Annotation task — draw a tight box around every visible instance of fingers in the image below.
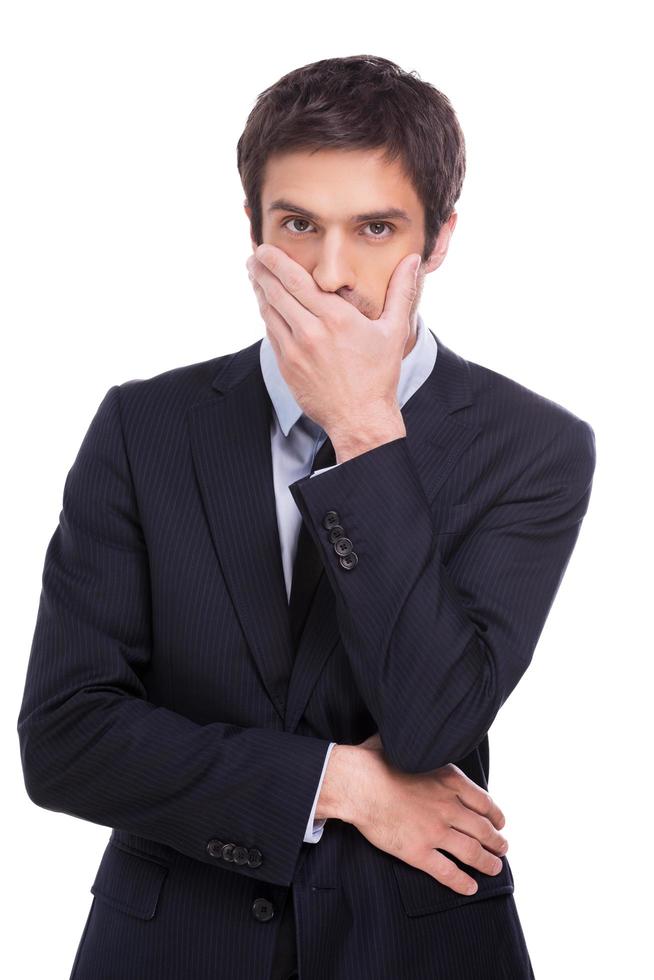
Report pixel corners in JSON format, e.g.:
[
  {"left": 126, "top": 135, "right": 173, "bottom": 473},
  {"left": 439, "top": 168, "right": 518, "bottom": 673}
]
[
  {"left": 447, "top": 801, "right": 509, "bottom": 858},
  {"left": 247, "top": 248, "right": 326, "bottom": 328},
  {"left": 422, "top": 830, "right": 507, "bottom": 896},
  {"left": 440, "top": 826, "right": 506, "bottom": 878},
  {"left": 460, "top": 788, "right": 505, "bottom": 831},
  {"left": 423, "top": 846, "right": 485, "bottom": 896},
  {"left": 248, "top": 265, "right": 294, "bottom": 357},
  {"left": 379, "top": 251, "right": 421, "bottom": 328},
  {"left": 248, "top": 265, "right": 293, "bottom": 335},
  {"left": 441, "top": 764, "right": 506, "bottom": 830},
  {"left": 251, "top": 244, "right": 318, "bottom": 307}
]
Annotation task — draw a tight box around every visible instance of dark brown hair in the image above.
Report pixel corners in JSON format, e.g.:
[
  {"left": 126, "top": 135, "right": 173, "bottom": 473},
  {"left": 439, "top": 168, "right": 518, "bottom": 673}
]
[{"left": 236, "top": 55, "right": 466, "bottom": 262}]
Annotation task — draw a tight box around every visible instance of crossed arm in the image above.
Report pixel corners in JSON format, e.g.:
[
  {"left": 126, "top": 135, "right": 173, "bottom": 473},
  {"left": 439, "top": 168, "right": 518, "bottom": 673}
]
[{"left": 290, "top": 418, "right": 596, "bottom": 774}]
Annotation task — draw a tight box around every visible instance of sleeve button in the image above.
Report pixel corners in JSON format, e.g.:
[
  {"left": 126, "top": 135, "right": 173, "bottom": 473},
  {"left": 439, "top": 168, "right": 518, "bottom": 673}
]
[
  {"left": 328, "top": 524, "right": 345, "bottom": 542},
  {"left": 340, "top": 552, "right": 358, "bottom": 570},
  {"left": 206, "top": 838, "right": 224, "bottom": 858},
  {"left": 232, "top": 845, "right": 250, "bottom": 865}
]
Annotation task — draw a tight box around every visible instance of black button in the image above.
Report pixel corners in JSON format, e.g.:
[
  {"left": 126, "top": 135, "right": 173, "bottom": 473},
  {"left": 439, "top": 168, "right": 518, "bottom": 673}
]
[
  {"left": 248, "top": 847, "right": 263, "bottom": 868},
  {"left": 232, "top": 845, "right": 249, "bottom": 865},
  {"left": 206, "top": 838, "right": 224, "bottom": 858},
  {"left": 221, "top": 843, "right": 236, "bottom": 861},
  {"left": 334, "top": 537, "right": 353, "bottom": 556},
  {"left": 323, "top": 511, "right": 340, "bottom": 529},
  {"left": 328, "top": 524, "right": 345, "bottom": 543},
  {"left": 251, "top": 897, "right": 275, "bottom": 922},
  {"left": 340, "top": 552, "right": 358, "bottom": 570}
]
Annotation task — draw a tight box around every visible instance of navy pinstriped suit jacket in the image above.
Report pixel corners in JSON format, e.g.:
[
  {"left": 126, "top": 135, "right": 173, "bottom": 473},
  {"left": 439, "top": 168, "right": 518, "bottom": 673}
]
[{"left": 17, "top": 328, "right": 596, "bottom": 979}]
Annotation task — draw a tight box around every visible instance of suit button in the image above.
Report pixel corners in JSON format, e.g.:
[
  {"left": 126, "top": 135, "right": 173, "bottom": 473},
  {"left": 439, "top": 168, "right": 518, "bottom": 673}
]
[
  {"left": 323, "top": 510, "right": 340, "bottom": 529},
  {"left": 340, "top": 552, "right": 358, "bottom": 570},
  {"left": 206, "top": 838, "right": 224, "bottom": 858},
  {"left": 334, "top": 537, "right": 353, "bottom": 556},
  {"left": 221, "top": 843, "right": 236, "bottom": 861},
  {"left": 328, "top": 524, "right": 345, "bottom": 543},
  {"left": 251, "top": 897, "right": 275, "bottom": 922},
  {"left": 232, "top": 845, "right": 249, "bottom": 865},
  {"left": 248, "top": 847, "right": 263, "bottom": 868}
]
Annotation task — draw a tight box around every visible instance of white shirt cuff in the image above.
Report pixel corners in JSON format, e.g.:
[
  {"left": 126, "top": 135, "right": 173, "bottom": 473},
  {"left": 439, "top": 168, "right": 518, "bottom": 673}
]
[
  {"left": 303, "top": 741, "right": 337, "bottom": 843},
  {"left": 309, "top": 463, "right": 341, "bottom": 478}
]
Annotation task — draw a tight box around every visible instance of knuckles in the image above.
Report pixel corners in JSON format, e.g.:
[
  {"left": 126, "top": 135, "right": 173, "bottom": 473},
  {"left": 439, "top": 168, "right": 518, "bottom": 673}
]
[{"left": 285, "top": 271, "right": 304, "bottom": 294}]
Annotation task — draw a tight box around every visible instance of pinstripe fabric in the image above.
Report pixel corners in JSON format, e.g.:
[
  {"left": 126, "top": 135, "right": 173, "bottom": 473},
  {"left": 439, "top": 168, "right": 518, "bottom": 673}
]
[{"left": 17, "top": 326, "right": 594, "bottom": 979}]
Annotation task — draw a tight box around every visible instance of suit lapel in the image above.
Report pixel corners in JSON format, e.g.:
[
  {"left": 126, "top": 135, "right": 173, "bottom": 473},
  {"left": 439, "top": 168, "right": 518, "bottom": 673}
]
[
  {"left": 187, "top": 340, "right": 294, "bottom": 724},
  {"left": 187, "top": 329, "right": 482, "bottom": 732}
]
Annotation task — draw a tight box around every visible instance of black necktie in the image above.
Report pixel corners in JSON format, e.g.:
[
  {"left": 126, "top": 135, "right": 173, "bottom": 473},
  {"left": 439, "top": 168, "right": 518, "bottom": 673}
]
[{"left": 288, "top": 432, "right": 336, "bottom": 648}]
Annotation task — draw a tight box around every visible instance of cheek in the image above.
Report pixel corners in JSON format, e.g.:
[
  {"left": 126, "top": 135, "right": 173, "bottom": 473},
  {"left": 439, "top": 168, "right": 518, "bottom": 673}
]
[
  {"left": 371, "top": 271, "right": 393, "bottom": 302},
  {"left": 357, "top": 287, "right": 386, "bottom": 319},
  {"left": 265, "top": 229, "right": 309, "bottom": 266}
]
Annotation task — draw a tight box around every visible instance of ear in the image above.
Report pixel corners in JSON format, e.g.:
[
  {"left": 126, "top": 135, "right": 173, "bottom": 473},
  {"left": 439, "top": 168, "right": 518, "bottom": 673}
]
[{"left": 423, "top": 210, "right": 458, "bottom": 274}]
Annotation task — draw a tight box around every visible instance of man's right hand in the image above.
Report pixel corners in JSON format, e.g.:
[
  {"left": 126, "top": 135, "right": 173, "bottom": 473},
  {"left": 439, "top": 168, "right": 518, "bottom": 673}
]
[{"left": 316, "top": 741, "right": 509, "bottom": 897}]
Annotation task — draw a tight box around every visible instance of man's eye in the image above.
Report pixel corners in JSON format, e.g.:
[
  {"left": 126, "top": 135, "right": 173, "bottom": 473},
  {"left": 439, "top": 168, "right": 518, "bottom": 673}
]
[
  {"left": 282, "top": 217, "right": 315, "bottom": 235},
  {"left": 281, "top": 218, "right": 395, "bottom": 240},
  {"left": 365, "top": 222, "right": 393, "bottom": 238}
]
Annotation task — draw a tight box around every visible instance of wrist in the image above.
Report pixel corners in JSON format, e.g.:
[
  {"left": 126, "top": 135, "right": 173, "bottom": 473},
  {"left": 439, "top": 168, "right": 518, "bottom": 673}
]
[
  {"left": 315, "top": 743, "right": 384, "bottom": 826},
  {"left": 330, "top": 410, "right": 406, "bottom": 464}
]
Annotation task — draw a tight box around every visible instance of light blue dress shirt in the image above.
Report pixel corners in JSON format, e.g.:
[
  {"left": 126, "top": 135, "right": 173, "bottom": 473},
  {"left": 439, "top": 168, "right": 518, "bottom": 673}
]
[{"left": 259, "top": 311, "right": 438, "bottom": 842}]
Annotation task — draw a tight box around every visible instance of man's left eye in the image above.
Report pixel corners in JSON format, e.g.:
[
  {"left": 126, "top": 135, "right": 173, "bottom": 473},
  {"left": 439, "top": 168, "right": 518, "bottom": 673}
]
[
  {"left": 366, "top": 222, "right": 393, "bottom": 237},
  {"left": 281, "top": 218, "right": 395, "bottom": 240}
]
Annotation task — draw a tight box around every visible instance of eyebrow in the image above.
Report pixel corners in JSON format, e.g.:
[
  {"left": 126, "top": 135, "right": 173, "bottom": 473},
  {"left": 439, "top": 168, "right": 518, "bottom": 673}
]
[{"left": 267, "top": 198, "right": 412, "bottom": 225}]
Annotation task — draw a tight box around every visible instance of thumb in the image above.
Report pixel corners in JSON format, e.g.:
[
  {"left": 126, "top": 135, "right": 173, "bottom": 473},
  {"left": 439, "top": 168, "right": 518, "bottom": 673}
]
[{"left": 381, "top": 252, "right": 421, "bottom": 325}]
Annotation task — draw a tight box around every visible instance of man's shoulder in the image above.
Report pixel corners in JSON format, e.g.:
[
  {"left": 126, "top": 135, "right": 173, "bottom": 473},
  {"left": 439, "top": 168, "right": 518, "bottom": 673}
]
[
  {"left": 444, "top": 345, "right": 595, "bottom": 479},
  {"left": 462, "top": 348, "right": 592, "bottom": 435},
  {"left": 113, "top": 337, "right": 261, "bottom": 423}
]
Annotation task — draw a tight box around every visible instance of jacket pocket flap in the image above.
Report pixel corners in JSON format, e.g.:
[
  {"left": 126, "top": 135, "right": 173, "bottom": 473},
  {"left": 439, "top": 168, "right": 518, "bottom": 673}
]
[
  {"left": 91, "top": 841, "right": 168, "bottom": 921},
  {"left": 392, "top": 850, "right": 514, "bottom": 917}
]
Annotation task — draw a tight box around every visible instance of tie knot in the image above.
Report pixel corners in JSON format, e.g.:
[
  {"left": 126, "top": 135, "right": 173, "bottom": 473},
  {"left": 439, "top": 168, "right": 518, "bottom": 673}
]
[
  {"left": 312, "top": 433, "right": 336, "bottom": 473},
  {"left": 293, "top": 413, "right": 335, "bottom": 472},
  {"left": 297, "top": 412, "right": 320, "bottom": 440}
]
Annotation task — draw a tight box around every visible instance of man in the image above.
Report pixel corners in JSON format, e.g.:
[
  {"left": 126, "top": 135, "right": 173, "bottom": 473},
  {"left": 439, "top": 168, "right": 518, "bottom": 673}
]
[{"left": 17, "top": 55, "right": 595, "bottom": 979}]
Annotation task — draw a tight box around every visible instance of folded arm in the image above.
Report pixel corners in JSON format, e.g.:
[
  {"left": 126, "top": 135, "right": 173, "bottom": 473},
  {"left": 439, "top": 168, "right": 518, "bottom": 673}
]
[
  {"left": 17, "top": 384, "right": 332, "bottom": 887},
  {"left": 289, "top": 417, "right": 596, "bottom": 774}
]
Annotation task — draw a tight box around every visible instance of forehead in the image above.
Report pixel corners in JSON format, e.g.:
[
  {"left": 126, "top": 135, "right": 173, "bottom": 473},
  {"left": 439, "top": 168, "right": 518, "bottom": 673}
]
[{"left": 261, "top": 147, "right": 421, "bottom": 217}]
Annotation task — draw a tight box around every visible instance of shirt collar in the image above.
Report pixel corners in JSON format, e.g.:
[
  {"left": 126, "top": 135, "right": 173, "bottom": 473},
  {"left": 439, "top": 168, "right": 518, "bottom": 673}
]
[{"left": 259, "top": 311, "right": 437, "bottom": 438}]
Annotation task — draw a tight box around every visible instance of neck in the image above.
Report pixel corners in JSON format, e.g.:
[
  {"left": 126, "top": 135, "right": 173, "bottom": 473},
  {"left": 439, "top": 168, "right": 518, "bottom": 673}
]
[{"left": 403, "top": 312, "right": 419, "bottom": 359}]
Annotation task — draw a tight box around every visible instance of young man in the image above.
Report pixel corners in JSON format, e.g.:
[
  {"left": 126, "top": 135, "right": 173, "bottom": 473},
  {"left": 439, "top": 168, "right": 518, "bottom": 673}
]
[{"left": 17, "top": 55, "right": 595, "bottom": 979}]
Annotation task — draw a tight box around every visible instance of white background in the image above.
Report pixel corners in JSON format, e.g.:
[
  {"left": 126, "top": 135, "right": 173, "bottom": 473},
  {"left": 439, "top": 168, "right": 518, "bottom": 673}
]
[{"left": 3, "top": 1, "right": 651, "bottom": 976}]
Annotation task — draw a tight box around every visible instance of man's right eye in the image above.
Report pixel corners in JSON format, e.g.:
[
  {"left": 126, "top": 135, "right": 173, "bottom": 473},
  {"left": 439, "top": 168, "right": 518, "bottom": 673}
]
[{"left": 282, "top": 217, "right": 315, "bottom": 236}]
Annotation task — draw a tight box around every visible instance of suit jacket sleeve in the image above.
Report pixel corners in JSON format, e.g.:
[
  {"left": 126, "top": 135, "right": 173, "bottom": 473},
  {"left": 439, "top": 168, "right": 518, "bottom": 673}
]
[
  {"left": 288, "top": 417, "right": 596, "bottom": 775},
  {"left": 16, "top": 384, "right": 332, "bottom": 888}
]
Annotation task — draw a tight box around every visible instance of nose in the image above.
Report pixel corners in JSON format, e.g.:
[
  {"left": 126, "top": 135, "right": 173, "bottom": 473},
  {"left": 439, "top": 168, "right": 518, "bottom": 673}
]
[{"left": 310, "top": 235, "right": 356, "bottom": 294}]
